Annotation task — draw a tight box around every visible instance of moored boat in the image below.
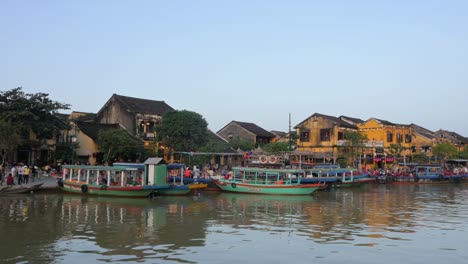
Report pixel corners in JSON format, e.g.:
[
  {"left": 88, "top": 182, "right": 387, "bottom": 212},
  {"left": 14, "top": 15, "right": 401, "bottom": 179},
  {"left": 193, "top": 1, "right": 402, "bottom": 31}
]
[
  {"left": 377, "top": 164, "right": 468, "bottom": 184},
  {"left": 59, "top": 158, "right": 207, "bottom": 197},
  {"left": 0, "top": 183, "right": 43, "bottom": 194},
  {"left": 160, "top": 163, "right": 207, "bottom": 195},
  {"left": 300, "top": 167, "right": 373, "bottom": 188},
  {"left": 212, "top": 167, "right": 323, "bottom": 195}
]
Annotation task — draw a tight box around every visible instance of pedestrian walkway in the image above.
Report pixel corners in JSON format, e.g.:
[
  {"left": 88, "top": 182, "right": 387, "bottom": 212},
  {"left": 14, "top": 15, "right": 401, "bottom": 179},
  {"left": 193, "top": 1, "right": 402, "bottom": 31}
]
[{"left": 1, "top": 174, "right": 59, "bottom": 190}]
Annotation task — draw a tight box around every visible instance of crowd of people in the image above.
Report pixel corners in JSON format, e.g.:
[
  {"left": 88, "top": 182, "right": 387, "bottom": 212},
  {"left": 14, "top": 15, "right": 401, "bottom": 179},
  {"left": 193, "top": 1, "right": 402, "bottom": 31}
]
[
  {"left": 182, "top": 163, "right": 233, "bottom": 179},
  {"left": 0, "top": 162, "right": 43, "bottom": 186}
]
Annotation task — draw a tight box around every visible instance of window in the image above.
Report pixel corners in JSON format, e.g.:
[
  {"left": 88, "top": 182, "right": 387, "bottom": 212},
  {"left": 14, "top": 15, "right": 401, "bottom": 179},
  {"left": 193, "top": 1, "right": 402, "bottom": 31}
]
[
  {"left": 396, "top": 133, "right": 402, "bottom": 143},
  {"left": 320, "top": 129, "right": 331, "bottom": 141},
  {"left": 387, "top": 132, "right": 393, "bottom": 143},
  {"left": 405, "top": 134, "right": 412, "bottom": 143},
  {"left": 338, "top": 132, "right": 345, "bottom": 140},
  {"left": 300, "top": 131, "right": 310, "bottom": 142}
]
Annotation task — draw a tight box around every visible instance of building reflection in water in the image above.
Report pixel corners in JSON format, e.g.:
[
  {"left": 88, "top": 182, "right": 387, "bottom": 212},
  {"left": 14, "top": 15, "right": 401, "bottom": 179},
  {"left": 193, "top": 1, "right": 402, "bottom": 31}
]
[{"left": 1, "top": 184, "right": 467, "bottom": 263}]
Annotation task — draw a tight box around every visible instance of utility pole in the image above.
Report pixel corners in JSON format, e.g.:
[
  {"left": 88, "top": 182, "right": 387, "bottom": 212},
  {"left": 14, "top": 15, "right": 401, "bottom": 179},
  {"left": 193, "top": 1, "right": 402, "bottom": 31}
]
[{"left": 288, "top": 113, "right": 292, "bottom": 151}]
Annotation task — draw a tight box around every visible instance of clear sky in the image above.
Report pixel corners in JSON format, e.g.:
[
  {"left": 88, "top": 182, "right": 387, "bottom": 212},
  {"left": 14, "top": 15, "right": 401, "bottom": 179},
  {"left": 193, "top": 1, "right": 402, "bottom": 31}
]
[{"left": 1, "top": 1, "right": 467, "bottom": 136}]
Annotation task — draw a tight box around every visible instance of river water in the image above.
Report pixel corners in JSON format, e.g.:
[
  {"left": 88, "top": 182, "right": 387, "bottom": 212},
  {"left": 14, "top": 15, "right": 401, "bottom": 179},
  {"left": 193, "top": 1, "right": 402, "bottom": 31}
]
[{"left": 1, "top": 184, "right": 467, "bottom": 264}]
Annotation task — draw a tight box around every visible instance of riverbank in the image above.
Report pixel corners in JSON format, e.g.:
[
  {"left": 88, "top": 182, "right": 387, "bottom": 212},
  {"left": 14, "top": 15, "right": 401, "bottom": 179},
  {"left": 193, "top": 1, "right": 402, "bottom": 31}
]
[{"left": 1, "top": 174, "right": 59, "bottom": 191}]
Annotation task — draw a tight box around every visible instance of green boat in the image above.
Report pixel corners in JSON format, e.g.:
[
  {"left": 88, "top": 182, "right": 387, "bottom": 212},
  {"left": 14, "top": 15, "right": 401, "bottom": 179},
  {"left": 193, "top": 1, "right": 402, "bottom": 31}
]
[
  {"left": 58, "top": 158, "right": 182, "bottom": 197},
  {"left": 212, "top": 167, "right": 323, "bottom": 195}
]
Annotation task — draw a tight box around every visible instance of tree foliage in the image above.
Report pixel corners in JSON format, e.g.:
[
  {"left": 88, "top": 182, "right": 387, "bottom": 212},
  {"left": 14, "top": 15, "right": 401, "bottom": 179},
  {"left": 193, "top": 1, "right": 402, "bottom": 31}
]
[
  {"left": 0, "top": 121, "right": 20, "bottom": 164},
  {"left": 387, "top": 144, "right": 405, "bottom": 157},
  {"left": 188, "top": 141, "right": 232, "bottom": 166},
  {"left": 228, "top": 138, "right": 255, "bottom": 151},
  {"left": 0, "top": 87, "right": 70, "bottom": 139},
  {"left": 459, "top": 148, "right": 468, "bottom": 159},
  {"left": 386, "top": 143, "right": 405, "bottom": 165},
  {"left": 432, "top": 142, "right": 458, "bottom": 163},
  {"left": 96, "top": 129, "right": 143, "bottom": 162},
  {"left": 157, "top": 110, "right": 209, "bottom": 152},
  {"left": 288, "top": 132, "right": 298, "bottom": 150},
  {"left": 340, "top": 131, "right": 368, "bottom": 167},
  {"left": 263, "top": 142, "right": 290, "bottom": 154},
  {"left": 411, "top": 153, "right": 430, "bottom": 163}
]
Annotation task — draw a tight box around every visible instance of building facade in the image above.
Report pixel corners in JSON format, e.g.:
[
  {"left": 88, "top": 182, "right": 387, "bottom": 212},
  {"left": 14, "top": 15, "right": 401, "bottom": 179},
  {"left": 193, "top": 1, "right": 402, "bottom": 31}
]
[
  {"left": 217, "top": 121, "right": 275, "bottom": 145},
  {"left": 293, "top": 113, "right": 360, "bottom": 165},
  {"left": 95, "top": 94, "right": 174, "bottom": 146}
]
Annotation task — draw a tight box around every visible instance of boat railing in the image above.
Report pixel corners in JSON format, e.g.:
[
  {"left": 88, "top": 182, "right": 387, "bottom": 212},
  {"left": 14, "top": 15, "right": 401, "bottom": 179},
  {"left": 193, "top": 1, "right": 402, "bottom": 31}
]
[
  {"left": 61, "top": 165, "right": 145, "bottom": 187},
  {"left": 231, "top": 178, "right": 293, "bottom": 185}
]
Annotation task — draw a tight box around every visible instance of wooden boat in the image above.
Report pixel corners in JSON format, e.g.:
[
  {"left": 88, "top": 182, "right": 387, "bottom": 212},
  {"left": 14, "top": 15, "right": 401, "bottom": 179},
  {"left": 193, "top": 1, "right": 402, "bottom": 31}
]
[
  {"left": 212, "top": 167, "right": 323, "bottom": 195},
  {"left": 159, "top": 165, "right": 207, "bottom": 195},
  {"left": 300, "top": 167, "right": 373, "bottom": 188},
  {"left": 0, "top": 183, "right": 43, "bottom": 194},
  {"left": 378, "top": 164, "right": 468, "bottom": 184},
  {"left": 59, "top": 158, "right": 206, "bottom": 198},
  {"left": 0, "top": 186, "right": 11, "bottom": 192}
]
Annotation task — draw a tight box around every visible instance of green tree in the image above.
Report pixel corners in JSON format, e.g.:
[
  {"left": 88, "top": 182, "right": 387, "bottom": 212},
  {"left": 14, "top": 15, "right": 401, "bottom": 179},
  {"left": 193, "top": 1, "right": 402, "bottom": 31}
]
[
  {"left": 0, "top": 121, "right": 20, "bottom": 164},
  {"left": 341, "top": 131, "right": 368, "bottom": 168},
  {"left": 0, "top": 87, "right": 70, "bottom": 139},
  {"left": 228, "top": 138, "right": 255, "bottom": 151},
  {"left": 263, "top": 142, "right": 290, "bottom": 154},
  {"left": 157, "top": 110, "right": 209, "bottom": 152},
  {"left": 432, "top": 142, "right": 458, "bottom": 164},
  {"left": 288, "top": 132, "right": 298, "bottom": 151},
  {"left": 459, "top": 148, "right": 468, "bottom": 159},
  {"left": 96, "top": 129, "right": 143, "bottom": 163},
  {"left": 411, "top": 153, "right": 430, "bottom": 163},
  {"left": 386, "top": 143, "right": 405, "bottom": 166},
  {"left": 189, "top": 141, "right": 232, "bottom": 166}
]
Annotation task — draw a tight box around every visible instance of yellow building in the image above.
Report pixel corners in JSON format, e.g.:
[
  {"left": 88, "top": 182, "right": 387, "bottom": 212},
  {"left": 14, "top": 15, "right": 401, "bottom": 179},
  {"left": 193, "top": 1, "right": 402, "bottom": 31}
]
[
  {"left": 292, "top": 114, "right": 445, "bottom": 168},
  {"left": 293, "top": 113, "right": 361, "bottom": 165},
  {"left": 409, "top": 123, "right": 436, "bottom": 158},
  {"left": 357, "top": 118, "right": 413, "bottom": 168}
]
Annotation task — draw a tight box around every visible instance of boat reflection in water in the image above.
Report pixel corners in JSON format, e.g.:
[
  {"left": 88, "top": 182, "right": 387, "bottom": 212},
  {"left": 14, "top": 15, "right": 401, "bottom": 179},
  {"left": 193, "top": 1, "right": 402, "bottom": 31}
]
[
  {"left": 0, "top": 194, "right": 211, "bottom": 263},
  {"left": 1, "top": 184, "right": 468, "bottom": 263},
  {"left": 55, "top": 195, "right": 212, "bottom": 263}
]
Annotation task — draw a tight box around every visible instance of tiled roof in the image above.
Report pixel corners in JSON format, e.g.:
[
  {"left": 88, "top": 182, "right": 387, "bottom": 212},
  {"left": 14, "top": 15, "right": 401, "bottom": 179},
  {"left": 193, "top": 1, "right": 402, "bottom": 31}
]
[
  {"left": 373, "top": 118, "right": 396, "bottom": 126},
  {"left": 208, "top": 130, "right": 228, "bottom": 143},
  {"left": 75, "top": 121, "right": 121, "bottom": 141},
  {"left": 75, "top": 113, "right": 96, "bottom": 122},
  {"left": 114, "top": 94, "right": 174, "bottom": 116},
  {"left": 339, "top": 115, "right": 365, "bottom": 125},
  {"left": 410, "top": 123, "right": 435, "bottom": 139},
  {"left": 57, "top": 113, "right": 69, "bottom": 121},
  {"left": 233, "top": 121, "right": 275, "bottom": 138},
  {"left": 434, "top": 129, "right": 468, "bottom": 144},
  {"left": 271, "top": 130, "right": 287, "bottom": 137},
  {"left": 295, "top": 113, "right": 357, "bottom": 129},
  {"left": 373, "top": 118, "right": 408, "bottom": 127}
]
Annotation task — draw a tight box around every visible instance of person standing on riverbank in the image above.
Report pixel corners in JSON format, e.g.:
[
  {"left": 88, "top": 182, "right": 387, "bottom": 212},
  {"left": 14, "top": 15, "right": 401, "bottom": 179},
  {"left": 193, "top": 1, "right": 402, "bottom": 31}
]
[
  {"left": 23, "top": 165, "right": 30, "bottom": 184},
  {"left": 18, "top": 165, "right": 25, "bottom": 184},
  {"left": 11, "top": 165, "right": 18, "bottom": 184},
  {"left": 6, "top": 174, "right": 14, "bottom": 185}
]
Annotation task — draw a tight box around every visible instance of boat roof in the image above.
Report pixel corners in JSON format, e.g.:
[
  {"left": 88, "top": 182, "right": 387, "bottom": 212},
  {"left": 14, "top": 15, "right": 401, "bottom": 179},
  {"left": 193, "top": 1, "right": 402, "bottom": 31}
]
[
  {"left": 144, "top": 157, "right": 164, "bottom": 165},
  {"left": 313, "top": 164, "right": 340, "bottom": 169},
  {"left": 61, "top": 165, "right": 129, "bottom": 171},
  {"left": 233, "top": 166, "right": 304, "bottom": 173},
  {"left": 414, "top": 164, "right": 443, "bottom": 168},
  {"left": 447, "top": 159, "right": 468, "bottom": 164},
  {"left": 112, "top": 162, "right": 185, "bottom": 169}
]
